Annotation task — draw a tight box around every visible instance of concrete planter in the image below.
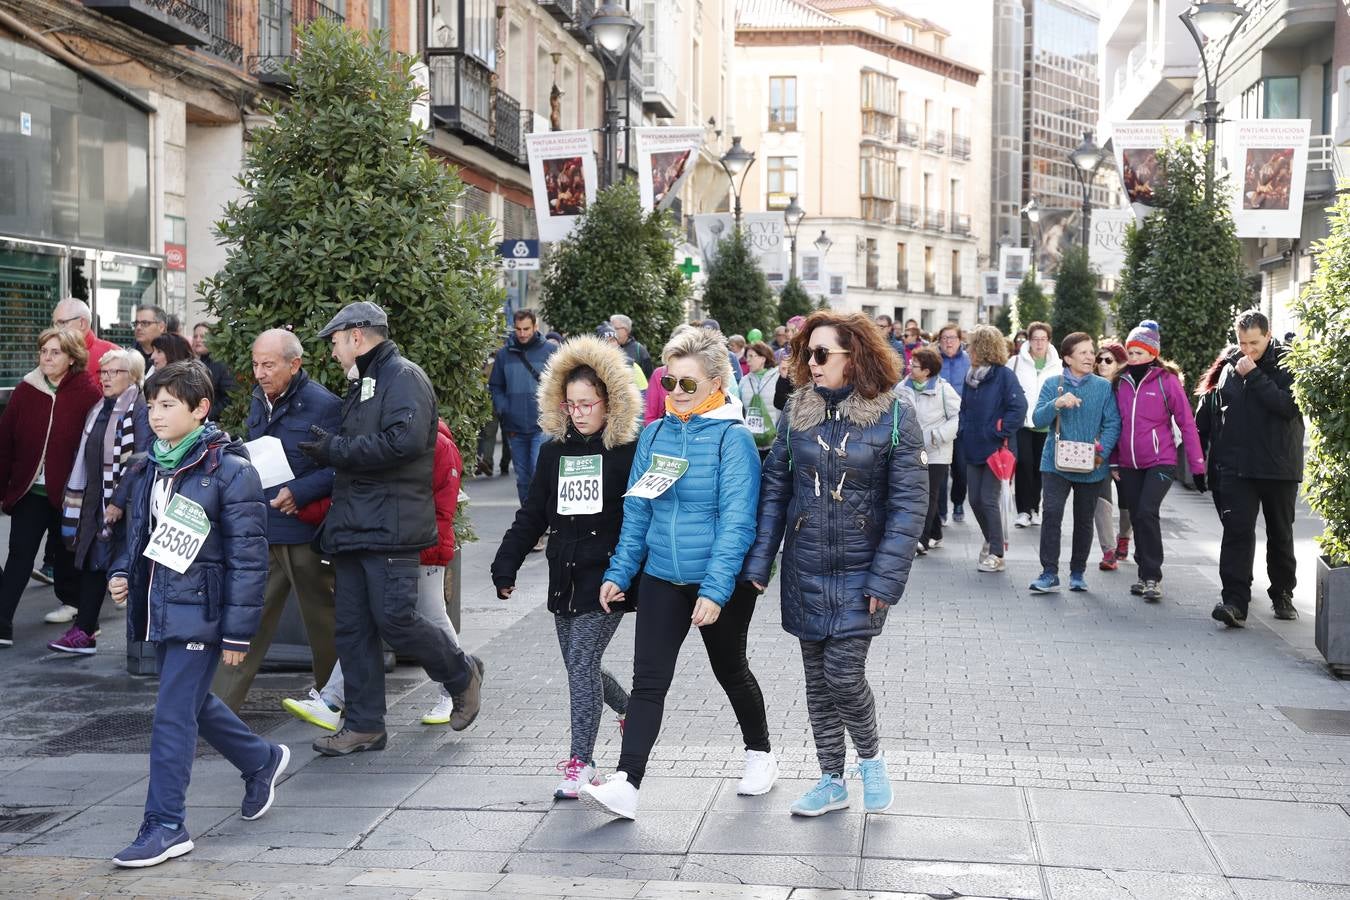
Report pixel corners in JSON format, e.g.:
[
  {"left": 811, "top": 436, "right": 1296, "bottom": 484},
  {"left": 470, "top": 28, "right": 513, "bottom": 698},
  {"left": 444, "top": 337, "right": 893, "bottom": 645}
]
[{"left": 1314, "top": 555, "right": 1350, "bottom": 678}]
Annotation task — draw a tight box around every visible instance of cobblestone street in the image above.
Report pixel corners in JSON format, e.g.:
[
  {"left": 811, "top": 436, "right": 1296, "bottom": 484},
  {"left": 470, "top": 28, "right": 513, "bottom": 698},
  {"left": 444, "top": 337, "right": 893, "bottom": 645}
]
[{"left": 1, "top": 472, "right": 1348, "bottom": 899}]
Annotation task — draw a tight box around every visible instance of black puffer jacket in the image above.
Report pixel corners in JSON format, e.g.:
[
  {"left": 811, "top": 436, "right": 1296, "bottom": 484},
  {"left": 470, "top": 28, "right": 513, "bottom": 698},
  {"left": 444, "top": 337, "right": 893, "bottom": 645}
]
[
  {"left": 320, "top": 340, "right": 439, "bottom": 554},
  {"left": 1209, "top": 339, "right": 1304, "bottom": 482},
  {"left": 491, "top": 335, "right": 643, "bottom": 615},
  {"left": 741, "top": 385, "right": 927, "bottom": 641}
]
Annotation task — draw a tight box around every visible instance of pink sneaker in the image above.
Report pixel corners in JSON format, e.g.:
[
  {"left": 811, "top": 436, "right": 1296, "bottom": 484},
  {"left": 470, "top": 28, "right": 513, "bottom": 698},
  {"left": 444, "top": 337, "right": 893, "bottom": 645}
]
[
  {"left": 554, "top": 756, "right": 598, "bottom": 799},
  {"left": 48, "top": 625, "right": 97, "bottom": 655}
]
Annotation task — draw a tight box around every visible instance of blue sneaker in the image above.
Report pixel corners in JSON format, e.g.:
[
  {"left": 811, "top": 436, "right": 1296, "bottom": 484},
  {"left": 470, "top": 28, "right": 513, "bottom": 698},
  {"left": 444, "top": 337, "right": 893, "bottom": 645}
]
[
  {"left": 241, "top": 742, "right": 290, "bottom": 821},
  {"left": 1069, "top": 572, "right": 1088, "bottom": 592},
  {"left": 952, "top": 504, "right": 965, "bottom": 523},
  {"left": 1029, "top": 572, "right": 1061, "bottom": 593},
  {"left": 856, "top": 755, "right": 893, "bottom": 812},
  {"left": 112, "top": 819, "right": 194, "bottom": 868},
  {"left": 790, "top": 774, "right": 849, "bottom": 817}
]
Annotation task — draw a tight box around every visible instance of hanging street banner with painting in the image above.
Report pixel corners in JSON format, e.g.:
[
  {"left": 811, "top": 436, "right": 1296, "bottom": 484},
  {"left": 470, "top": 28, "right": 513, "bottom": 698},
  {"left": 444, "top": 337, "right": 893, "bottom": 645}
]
[
  {"left": 1228, "top": 119, "right": 1311, "bottom": 239},
  {"left": 635, "top": 127, "right": 704, "bottom": 213},
  {"left": 692, "top": 213, "right": 789, "bottom": 284},
  {"left": 526, "top": 130, "right": 598, "bottom": 242},
  {"left": 1110, "top": 120, "right": 1189, "bottom": 219}
]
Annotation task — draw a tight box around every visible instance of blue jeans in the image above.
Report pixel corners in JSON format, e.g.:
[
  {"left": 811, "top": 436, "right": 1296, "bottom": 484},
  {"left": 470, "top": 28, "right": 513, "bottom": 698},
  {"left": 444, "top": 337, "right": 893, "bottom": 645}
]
[
  {"left": 506, "top": 430, "right": 548, "bottom": 504},
  {"left": 145, "top": 641, "right": 272, "bottom": 826}
]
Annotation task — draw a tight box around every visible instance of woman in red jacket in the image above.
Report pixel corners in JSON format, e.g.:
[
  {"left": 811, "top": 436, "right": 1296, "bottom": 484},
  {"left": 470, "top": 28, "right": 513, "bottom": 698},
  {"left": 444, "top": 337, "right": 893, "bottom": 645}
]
[
  {"left": 281, "top": 421, "right": 467, "bottom": 729},
  {"left": 0, "top": 328, "right": 101, "bottom": 647}
]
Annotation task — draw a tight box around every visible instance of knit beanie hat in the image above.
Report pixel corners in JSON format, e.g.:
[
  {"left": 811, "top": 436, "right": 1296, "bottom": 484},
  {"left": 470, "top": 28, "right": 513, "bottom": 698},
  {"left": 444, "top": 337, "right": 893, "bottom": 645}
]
[
  {"left": 1100, "top": 341, "right": 1126, "bottom": 363},
  {"left": 1126, "top": 321, "right": 1161, "bottom": 357}
]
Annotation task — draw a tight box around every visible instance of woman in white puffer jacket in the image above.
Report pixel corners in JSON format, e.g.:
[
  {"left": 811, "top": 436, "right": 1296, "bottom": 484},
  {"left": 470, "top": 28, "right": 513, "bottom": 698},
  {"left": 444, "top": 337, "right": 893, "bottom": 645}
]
[{"left": 901, "top": 346, "right": 962, "bottom": 553}]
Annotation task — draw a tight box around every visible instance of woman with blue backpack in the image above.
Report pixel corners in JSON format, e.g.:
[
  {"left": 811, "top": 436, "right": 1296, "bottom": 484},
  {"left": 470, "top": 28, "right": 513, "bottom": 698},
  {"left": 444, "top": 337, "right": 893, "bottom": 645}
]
[{"left": 743, "top": 311, "right": 927, "bottom": 818}]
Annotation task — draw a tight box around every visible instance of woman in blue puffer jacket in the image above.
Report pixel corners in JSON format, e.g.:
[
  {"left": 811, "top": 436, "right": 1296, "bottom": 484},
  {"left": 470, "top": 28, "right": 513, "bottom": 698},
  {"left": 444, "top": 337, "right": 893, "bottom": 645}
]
[
  {"left": 743, "top": 311, "right": 928, "bottom": 818},
  {"left": 581, "top": 327, "right": 772, "bottom": 821}
]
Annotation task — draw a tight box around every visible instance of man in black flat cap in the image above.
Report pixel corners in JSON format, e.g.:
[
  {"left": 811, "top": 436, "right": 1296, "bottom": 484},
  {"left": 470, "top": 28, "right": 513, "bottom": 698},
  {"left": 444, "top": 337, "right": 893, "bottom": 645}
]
[{"left": 300, "top": 301, "right": 485, "bottom": 755}]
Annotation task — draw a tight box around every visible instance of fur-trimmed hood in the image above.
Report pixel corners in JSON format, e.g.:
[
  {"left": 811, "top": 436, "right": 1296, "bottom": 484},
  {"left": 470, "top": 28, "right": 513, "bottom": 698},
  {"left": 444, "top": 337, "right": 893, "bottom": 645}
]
[
  {"left": 786, "top": 385, "right": 907, "bottom": 432},
  {"left": 536, "top": 335, "right": 642, "bottom": 448}
]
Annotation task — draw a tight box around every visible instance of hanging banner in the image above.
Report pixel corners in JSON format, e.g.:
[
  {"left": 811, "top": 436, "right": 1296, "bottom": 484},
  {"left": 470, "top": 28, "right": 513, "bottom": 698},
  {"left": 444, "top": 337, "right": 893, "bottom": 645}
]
[
  {"left": 1110, "top": 120, "right": 1189, "bottom": 218},
  {"left": 692, "top": 212, "right": 788, "bottom": 281},
  {"left": 999, "top": 246, "right": 1031, "bottom": 296},
  {"left": 1230, "top": 119, "right": 1311, "bottom": 239},
  {"left": 526, "top": 129, "right": 598, "bottom": 242},
  {"left": 635, "top": 127, "right": 704, "bottom": 213},
  {"left": 1033, "top": 208, "right": 1080, "bottom": 276},
  {"left": 1089, "top": 207, "right": 1133, "bottom": 278}
]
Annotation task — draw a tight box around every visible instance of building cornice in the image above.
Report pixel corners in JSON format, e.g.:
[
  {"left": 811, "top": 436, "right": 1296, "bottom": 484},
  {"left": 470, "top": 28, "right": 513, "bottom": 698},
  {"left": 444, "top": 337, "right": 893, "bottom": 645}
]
[{"left": 735, "top": 26, "right": 981, "bottom": 84}]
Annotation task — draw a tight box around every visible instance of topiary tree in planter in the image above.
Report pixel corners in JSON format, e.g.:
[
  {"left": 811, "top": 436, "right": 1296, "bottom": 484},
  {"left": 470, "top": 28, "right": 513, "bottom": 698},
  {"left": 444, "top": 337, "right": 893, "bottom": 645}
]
[
  {"left": 1051, "top": 246, "right": 1103, "bottom": 340},
  {"left": 541, "top": 181, "right": 688, "bottom": 345},
  {"left": 703, "top": 228, "right": 779, "bottom": 338},
  {"left": 992, "top": 303, "right": 1013, "bottom": 335},
  {"left": 1290, "top": 187, "right": 1350, "bottom": 676},
  {"left": 1014, "top": 272, "right": 1049, "bottom": 332},
  {"left": 778, "top": 276, "right": 814, "bottom": 323}
]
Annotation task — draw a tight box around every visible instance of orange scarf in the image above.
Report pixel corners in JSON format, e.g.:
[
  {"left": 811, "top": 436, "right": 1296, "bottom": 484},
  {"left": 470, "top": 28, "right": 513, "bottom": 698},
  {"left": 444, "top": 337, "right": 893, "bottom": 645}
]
[{"left": 665, "top": 391, "right": 725, "bottom": 423}]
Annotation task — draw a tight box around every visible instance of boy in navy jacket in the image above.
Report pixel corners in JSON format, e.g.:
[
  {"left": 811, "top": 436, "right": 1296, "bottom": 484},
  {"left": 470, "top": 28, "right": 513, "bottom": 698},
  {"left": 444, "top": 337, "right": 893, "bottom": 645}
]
[{"left": 107, "top": 360, "right": 287, "bottom": 868}]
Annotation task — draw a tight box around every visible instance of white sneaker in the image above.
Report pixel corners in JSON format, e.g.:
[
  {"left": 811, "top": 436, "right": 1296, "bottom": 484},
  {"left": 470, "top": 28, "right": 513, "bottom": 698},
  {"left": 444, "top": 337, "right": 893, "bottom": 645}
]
[
  {"left": 422, "top": 690, "right": 454, "bottom": 725},
  {"left": 44, "top": 604, "right": 77, "bottom": 624},
  {"left": 280, "top": 689, "right": 342, "bottom": 731},
  {"left": 1030, "top": 510, "right": 1041, "bottom": 526},
  {"left": 1014, "top": 512, "right": 1031, "bottom": 529},
  {"left": 978, "top": 555, "right": 1006, "bottom": 573},
  {"left": 928, "top": 537, "right": 942, "bottom": 548},
  {"left": 554, "top": 756, "right": 599, "bottom": 799},
  {"left": 737, "top": 749, "right": 778, "bottom": 796},
  {"left": 579, "top": 772, "right": 639, "bottom": 820}
]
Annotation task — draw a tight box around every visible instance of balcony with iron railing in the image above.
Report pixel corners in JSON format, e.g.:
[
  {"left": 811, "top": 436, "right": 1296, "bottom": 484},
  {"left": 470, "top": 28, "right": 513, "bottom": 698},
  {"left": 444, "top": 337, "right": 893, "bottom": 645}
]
[
  {"left": 768, "top": 105, "right": 797, "bottom": 131},
  {"left": 950, "top": 134, "right": 971, "bottom": 160},
  {"left": 897, "top": 120, "right": 920, "bottom": 147},
  {"left": 83, "top": 0, "right": 210, "bottom": 45},
  {"left": 896, "top": 203, "right": 919, "bottom": 228},
  {"left": 951, "top": 213, "right": 972, "bottom": 235},
  {"left": 492, "top": 88, "right": 525, "bottom": 164},
  {"left": 197, "top": 0, "right": 242, "bottom": 64},
  {"left": 642, "top": 54, "right": 677, "bottom": 118},
  {"left": 576, "top": 0, "right": 594, "bottom": 25},
  {"left": 922, "top": 209, "right": 945, "bottom": 232},
  {"left": 924, "top": 273, "right": 936, "bottom": 294},
  {"left": 538, "top": 0, "right": 576, "bottom": 24},
  {"left": 249, "top": 0, "right": 343, "bottom": 84},
  {"left": 897, "top": 270, "right": 909, "bottom": 292},
  {"left": 427, "top": 51, "right": 492, "bottom": 144},
  {"left": 923, "top": 129, "right": 946, "bottom": 153},
  {"left": 952, "top": 274, "right": 963, "bottom": 296}
]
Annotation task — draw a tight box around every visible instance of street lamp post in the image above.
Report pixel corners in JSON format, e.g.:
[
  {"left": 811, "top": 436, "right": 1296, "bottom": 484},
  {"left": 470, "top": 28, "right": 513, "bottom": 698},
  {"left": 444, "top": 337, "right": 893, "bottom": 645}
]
[
  {"left": 783, "top": 195, "right": 804, "bottom": 280},
  {"left": 586, "top": 0, "right": 643, "bottom": 190},
  {"left": 1021, "top": 197, "right": 1041, "bottom": 274},
  {"left": 719, "top": 136, "right": 755, "bottom": 229},
  {"left": 1179, "top": 1, "right": 1249, "bottom": 202},
  {"left": 1069, "top": 131, "right": 1103, "bottom": 247}
]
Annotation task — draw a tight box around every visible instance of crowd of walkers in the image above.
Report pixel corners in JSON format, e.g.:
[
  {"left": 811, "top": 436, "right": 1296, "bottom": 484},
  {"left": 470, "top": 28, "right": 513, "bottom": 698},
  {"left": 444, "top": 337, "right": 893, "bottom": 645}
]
[{"left": 0, "top": 297, "right": 1304, "bottom": 865}]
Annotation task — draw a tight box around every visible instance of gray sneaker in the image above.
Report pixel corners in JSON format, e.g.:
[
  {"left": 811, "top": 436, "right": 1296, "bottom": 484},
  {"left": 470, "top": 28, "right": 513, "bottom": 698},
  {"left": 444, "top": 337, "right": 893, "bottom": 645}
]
[
  {"left": 449, "top": 656, "right": 487, "bottom": 732},
  {"left": 312, "top": 727, "right": 387, "bottom": 757}
]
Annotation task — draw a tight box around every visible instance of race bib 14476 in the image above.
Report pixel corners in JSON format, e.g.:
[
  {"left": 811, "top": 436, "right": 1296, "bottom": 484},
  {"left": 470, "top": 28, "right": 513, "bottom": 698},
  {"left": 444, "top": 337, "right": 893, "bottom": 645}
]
[
  {"left": 624, "top": 454, "right": 689, "bottom": 500},
  {"left": 143, "top": 494, "right": 212, "bottom": 574},
  {"left": 557, "top": 454, "right": 602, "bottom": 515}
]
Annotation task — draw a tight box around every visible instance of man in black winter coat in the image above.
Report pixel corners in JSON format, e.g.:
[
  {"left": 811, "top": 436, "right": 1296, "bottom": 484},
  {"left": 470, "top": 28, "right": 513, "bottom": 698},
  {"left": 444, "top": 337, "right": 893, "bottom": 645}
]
[
  {"left": 1210, "top": 309, "right": 1304, "bottom": 628},
  {"left": 300, "top": 302, "right": 485, "bottom": 755}
]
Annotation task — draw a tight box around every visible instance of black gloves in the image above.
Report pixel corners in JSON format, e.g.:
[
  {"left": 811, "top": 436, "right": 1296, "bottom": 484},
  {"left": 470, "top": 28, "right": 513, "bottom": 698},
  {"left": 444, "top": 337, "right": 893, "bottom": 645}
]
[
  {"left": 298, "top": 425, "right": 333, "bottom": 465},
  {"left": 1193, "top": 473, "right": 1207, "bottom": 494}
]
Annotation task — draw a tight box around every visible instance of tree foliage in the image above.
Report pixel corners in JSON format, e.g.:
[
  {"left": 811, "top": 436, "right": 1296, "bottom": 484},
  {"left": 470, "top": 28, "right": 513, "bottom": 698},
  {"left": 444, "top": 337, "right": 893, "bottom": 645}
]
[
  {"left": 778, "top": 276, "right": 814, "bottom": 322},
  {"left": 1014, "top": 273, "right": 1049, "bottom": 332},
  {"left": 201, "top": 20, "right": 502, "bottom": 449},
  {"left": 541, "top": 181, "right": 688, "bottom": 347},
  {"left": 702, "top": 229, "right": 779, "bottom": 338},
  {"left": 1290, "top": 191, "right": 1350, "bottom": 566},
  {"left": 1051, "top": 246, "right": 1103, "bottom": 339},
  {"left": 992, "top": 303, "right": 1013, "bottom": 335},
  {"left": 1109, "top": 138, "right": 1249, "bottom": 382}
]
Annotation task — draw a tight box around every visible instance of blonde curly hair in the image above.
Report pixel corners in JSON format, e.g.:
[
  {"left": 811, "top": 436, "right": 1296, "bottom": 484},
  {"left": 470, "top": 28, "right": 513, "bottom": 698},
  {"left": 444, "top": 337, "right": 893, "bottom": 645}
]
[{"left": 967, "top": 325, "right": 1010, "bottom": 367}]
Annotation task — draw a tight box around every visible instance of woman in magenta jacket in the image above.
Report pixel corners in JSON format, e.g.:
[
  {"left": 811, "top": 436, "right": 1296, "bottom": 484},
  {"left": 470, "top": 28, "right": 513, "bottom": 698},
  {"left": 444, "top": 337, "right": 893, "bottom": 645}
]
[{"left": 1109, "top": 322, "right": 1205, "bottom": 603}]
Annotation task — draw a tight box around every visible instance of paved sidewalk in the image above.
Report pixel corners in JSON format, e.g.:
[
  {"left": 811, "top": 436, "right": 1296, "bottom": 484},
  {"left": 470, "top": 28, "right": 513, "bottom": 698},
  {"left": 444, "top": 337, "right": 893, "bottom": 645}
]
[{"left": 1, "top": 468, "right": 1349, "bottom": 898}]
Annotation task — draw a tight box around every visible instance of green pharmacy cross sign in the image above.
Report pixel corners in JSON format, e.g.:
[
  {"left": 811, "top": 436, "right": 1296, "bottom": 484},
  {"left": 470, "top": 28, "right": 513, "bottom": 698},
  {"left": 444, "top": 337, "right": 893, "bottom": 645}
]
[{"left": 678, "top": 257, "right": 701, "bottom": 281}]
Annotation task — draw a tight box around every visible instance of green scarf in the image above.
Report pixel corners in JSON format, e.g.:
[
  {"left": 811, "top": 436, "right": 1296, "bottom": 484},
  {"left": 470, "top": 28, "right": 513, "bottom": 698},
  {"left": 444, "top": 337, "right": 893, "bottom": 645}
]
[{"left": 152, "top": 425, "right": 205, "bottom": 470}]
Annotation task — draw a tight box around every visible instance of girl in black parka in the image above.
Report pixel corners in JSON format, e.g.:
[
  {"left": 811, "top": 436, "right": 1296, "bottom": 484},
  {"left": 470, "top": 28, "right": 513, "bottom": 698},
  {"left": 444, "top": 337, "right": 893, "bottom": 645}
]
[{"left": 491, "top": 335, "right": 641, "bottom": 801}]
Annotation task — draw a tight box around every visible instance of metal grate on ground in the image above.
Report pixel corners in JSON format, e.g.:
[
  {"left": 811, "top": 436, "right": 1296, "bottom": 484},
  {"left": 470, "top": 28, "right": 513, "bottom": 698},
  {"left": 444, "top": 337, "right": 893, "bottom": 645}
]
[
  {"left": 0, "top": 809, "right": 60, "bottom": 833},
  {"left": 1278, "top": 706, "right": 1350, "bottom": 736},
  {"left": 26, "top": 710, "right": 291, "bottom": 757}
]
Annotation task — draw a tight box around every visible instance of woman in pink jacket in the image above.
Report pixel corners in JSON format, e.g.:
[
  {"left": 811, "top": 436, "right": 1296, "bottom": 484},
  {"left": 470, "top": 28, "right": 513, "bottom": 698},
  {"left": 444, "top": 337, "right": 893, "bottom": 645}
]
[{"left": 1109, "top": 322, "right": 1205, "bottom": 603}]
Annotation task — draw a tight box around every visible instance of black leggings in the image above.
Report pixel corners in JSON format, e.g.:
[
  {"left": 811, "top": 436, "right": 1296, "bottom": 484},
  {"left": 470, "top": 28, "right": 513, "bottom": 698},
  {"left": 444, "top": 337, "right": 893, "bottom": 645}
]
[
  {"left": 1014, "top": 429, "right": 1048, "bottom": 514},
  {"left": 617, "top": 578, "right": 770, "bottom": 788}
]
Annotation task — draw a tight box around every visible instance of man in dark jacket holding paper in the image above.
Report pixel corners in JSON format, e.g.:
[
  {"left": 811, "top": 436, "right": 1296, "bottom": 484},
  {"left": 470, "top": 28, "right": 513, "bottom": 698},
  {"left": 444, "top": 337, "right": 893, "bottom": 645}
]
[
  {"left": 210, "top": 328, "right": 342, "bottom": 711},
  {"left": 300, "top": 302, "right": 485, "bottom": 756}
]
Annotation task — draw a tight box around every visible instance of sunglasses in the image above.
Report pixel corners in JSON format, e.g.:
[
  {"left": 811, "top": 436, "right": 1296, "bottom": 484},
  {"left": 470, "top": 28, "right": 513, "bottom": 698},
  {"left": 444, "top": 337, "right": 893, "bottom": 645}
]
[
  {"left": 808, "top": 346, "right": 851, "bottom": 366},
  {"left": 560, "top": 399, "right": 602, "bottom": 415},
  {"left": 659, "top": 374, "right": 707, "bottom": 394},
  {"left": 1095, "top": 356, "right": 1115, "bottom": 365}
]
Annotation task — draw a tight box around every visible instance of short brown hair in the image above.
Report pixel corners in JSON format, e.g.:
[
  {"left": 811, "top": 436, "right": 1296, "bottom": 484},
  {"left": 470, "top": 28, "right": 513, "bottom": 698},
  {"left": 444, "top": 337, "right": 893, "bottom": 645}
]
[
  {"left": 789, "top": 311, "right": 901, "bottom": 400},
  {"left": 1060, "top": 332, "right": 1094, "bottom": 361},
  {"left": 937, "top": 322, "right": 961, "bottom": 341},
  {"left": 747, "top": 341, "right": 775, "bottom": 365},
  {"left": 38, "top": 327, "right": 89, "bottom": 374},
  {"left": 1027, "top": 321, "right": 1052, "bottom": 341},
  {"left": 910, "top": 347, "right": 942, "bottom": 376}
]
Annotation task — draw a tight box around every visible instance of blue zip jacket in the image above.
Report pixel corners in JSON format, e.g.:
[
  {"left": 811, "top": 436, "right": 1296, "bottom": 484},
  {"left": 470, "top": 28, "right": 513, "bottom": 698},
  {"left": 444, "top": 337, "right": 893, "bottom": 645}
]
[
  {"left": 489, "top": 333, "right": 557, "bottom": 433},
  {"left": 110, "top": 424, "right": 268, "bottom": 652},
  {"left": 939, "top": 348, "right": 972, "bottom": 397},
  {"left": 245, "top": 368, "right": 341, "bottom": 545},
  {"left": 957, "top": 364, "right": 1027, "bottom": 463},
  {"left": 1031, "top": 372, "right": 1121, "bottom": 483},
  {"left": 603, "top": 396, "right": 760, "bottom": 606}
]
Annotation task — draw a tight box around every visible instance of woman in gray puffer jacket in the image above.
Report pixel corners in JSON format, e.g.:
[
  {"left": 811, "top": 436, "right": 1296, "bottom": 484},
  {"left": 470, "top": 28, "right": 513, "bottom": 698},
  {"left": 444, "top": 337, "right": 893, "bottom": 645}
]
[{"left": 742, "top": 311, "right": 927, "bottom": 819}]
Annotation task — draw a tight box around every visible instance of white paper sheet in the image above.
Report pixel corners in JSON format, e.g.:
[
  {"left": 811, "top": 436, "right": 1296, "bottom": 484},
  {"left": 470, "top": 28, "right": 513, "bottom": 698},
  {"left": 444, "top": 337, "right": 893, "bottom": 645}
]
[{"left": 243, "top": 435, "right": 295, "bottom": 490}]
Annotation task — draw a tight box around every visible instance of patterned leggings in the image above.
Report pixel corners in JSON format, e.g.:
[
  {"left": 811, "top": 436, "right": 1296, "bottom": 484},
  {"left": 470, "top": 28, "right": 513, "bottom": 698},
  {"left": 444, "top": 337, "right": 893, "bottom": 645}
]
[
  {"left": 800, "top": 636, "right": 880, "bottom": 775},
  {"left": 555, "top": 611, "right": 629, "bottom": 765}
]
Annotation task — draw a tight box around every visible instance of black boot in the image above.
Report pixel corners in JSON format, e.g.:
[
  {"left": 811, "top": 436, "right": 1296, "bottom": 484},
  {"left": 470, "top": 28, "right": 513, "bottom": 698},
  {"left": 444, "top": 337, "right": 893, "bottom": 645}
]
[
  {"left": 1272, "top": 592, "right": 1298, "bottom": 621},
  {"left": 1211, "top": 603, "right": 1247, "bottom": 628}
]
